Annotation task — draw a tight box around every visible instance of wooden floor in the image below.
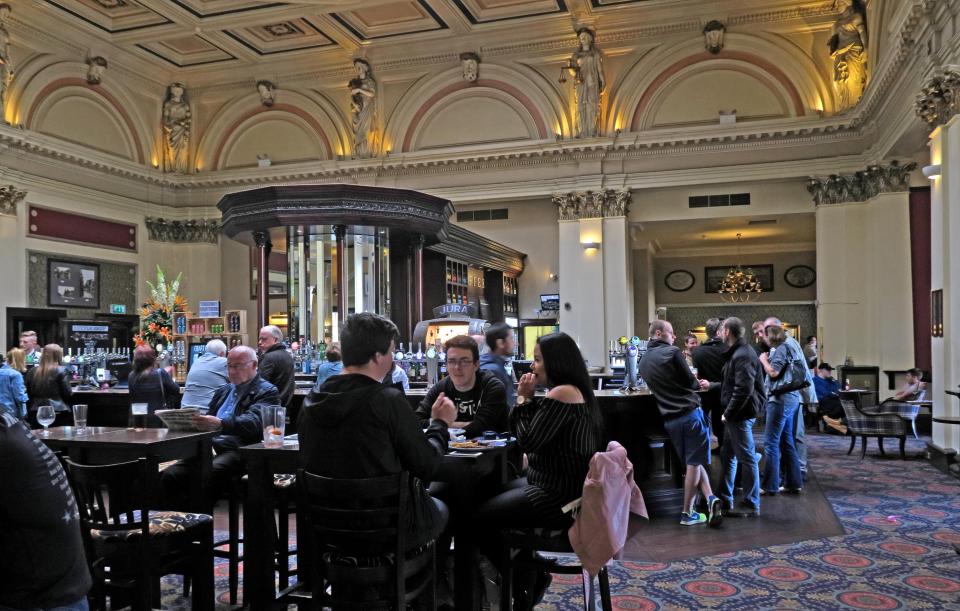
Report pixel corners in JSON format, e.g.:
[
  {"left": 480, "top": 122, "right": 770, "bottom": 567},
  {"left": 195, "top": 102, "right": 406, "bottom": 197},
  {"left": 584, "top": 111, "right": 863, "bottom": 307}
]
[{"left": 621, "top": 469, "right": 845, "bottom": 562}]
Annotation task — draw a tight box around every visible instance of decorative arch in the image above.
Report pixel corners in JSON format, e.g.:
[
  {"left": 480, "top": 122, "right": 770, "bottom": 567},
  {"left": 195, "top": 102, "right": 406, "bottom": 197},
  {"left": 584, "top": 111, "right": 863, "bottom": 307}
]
[
  {"left": 607, "top": 33, "right": 831, "bottom": 134},
  {"left": 21, "top": 72, "right": 147, "bottom": 163},
  {"left": 385, "top": 63, "right": 567, "bottom": 153},
  {"left": 198, "top": 90, "right": 347, "bottom": 169}
]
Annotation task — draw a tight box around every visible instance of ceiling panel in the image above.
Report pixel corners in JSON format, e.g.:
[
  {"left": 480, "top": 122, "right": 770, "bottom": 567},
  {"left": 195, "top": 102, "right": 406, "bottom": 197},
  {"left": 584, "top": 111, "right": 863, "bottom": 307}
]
[
  {"left": 224, "top": 17, "right": 338, "bottom": 55},
  {"left": 450, "top": 0, "right": 567, "bottom": 24},
  {"left": 168, "top": 0, "right": 286, "bottom": 18},
  {"left": 136, "top": 34, "right": 238, "bottom": 67},
  {"left": 43, "top": 0, "right": 172, "bottom": 34},
  {"left": 330, "top": 0, "right": 447, "bottom": 40}
]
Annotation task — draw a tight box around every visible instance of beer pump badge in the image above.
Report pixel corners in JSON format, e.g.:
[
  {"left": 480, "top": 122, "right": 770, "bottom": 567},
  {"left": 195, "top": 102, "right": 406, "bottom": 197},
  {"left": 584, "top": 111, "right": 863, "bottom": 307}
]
[{"left": 618, "top": 336, "right": 628, "bottom": 346}]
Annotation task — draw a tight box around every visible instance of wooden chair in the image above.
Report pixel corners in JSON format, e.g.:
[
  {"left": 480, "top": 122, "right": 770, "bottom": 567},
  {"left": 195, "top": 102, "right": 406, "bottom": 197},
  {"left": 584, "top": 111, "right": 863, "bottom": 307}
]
[
  {"left": 499, "top": 527, "right": 612, "bottom": 611},
  {"left": 296, "top": 469, "right": 437, "bottom": 610},
  {"left": 66, "top": 457, "right": 214, "bottom": 611},
  {"left": 840, "top": 399, "right": 912, "bottom": 460}
]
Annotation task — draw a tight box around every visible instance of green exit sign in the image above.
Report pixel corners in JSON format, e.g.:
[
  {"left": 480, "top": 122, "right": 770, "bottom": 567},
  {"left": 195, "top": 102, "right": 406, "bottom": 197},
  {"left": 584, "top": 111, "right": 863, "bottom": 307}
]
[{"left": 110, "top": 304, "right": 126, "bottom": 314}]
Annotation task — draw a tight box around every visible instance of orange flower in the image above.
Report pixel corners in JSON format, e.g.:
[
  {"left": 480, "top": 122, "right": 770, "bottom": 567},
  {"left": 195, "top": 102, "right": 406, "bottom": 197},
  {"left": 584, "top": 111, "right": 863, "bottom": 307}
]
[
  {"left": 148, "top": 322, "right": 157, "bottom": 331},
  {"left": 141, "top": 307, "right": 150, "bottom": 317}
]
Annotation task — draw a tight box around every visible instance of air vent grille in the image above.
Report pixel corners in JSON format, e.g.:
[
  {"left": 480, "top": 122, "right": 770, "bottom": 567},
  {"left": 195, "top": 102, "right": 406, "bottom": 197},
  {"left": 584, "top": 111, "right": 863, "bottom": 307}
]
[
  {"left": 688, "top": 193, "right": 751, "bottom": 208},
  {"left": 457, "top": 208, "right": 509, "bottom": 222}
]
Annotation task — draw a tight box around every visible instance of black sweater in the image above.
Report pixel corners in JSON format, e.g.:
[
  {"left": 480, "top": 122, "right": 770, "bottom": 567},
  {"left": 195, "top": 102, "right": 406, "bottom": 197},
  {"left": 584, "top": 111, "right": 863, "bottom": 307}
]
[
  {"left": 720, "top": 340, "right": 766, "bottom": 422},
  {"left": 259, "top": 343, "right": 295, "bottom": 407},
  {"left": 638, "top": 339, "right": 701, "bottom": 419},
  {"left": 414, "top": 369, "right": 508, "bottom": 438}
]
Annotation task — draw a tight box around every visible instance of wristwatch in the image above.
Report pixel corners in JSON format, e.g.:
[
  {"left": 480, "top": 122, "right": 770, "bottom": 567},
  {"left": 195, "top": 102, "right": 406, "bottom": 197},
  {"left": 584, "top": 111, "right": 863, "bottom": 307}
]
[{"left": 516, "top": 396, "right": 528, "bottom": 406}]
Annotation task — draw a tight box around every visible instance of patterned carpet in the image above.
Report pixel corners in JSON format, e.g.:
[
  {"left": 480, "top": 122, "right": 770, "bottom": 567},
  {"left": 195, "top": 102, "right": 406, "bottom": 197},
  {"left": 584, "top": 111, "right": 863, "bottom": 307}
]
[{"left": 159, "top": 431, "right": 960, "bottom": 610}]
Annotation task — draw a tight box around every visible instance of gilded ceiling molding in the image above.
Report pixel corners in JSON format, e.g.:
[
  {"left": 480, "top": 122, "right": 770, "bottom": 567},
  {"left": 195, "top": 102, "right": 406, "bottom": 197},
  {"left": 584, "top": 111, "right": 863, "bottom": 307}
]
[
  {"left": 144, "top": 217, "right": 219, "bottom": 243},
  {"left": 805, "top": 160, "right": 916, "bottom": 206},
  {"left": 0, "top": 183, "right": 26, "bottom": 216},
  {"left": 914, "top": 65, "right": 960, "bottom": 128},
  {"left": 553, "top": 188, "right": 631, "bottom": 220}
]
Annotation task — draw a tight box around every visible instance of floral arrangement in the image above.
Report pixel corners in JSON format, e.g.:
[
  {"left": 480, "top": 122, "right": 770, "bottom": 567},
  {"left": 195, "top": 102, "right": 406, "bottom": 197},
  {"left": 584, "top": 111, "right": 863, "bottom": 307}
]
[{"left": 134, "top": 265, "right": 187, "bottom": 349}]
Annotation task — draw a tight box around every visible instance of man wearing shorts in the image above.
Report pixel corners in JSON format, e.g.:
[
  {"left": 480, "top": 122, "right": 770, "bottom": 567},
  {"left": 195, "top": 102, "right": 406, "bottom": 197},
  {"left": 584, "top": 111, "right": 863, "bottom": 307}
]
[{"left": 639, "top": 320, "right": 723, "bottom": 527}]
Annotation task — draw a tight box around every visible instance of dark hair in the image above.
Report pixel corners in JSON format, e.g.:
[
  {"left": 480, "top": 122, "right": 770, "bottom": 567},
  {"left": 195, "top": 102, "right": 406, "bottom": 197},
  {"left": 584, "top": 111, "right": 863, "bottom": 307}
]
[
  {"left": 444, "top": 335, "right": 479, "bottom": 362},
  {"left": 340, "top": 313, "right": 399, "bottom": 367},
  {"left": 132, "top": 345, "right": 157, "bottom": 375},
  {"left": 485, "top": 322, "right": 512, "bottom": 352},
  {"left": 907, "top": 368, "right": 924, "bottom": 378},
  {"left": 705, "top": 318, "right": 722, "bottom": 339},
  {"left": 684, "top": 333, "right": 698, "bottom": 346},
  {"left": 536, "top": 332, "right": 603, "bottom": 448},
  {"left": 723, "top": 317, "right": 746, "bottom": 340},
  {"left": 805, "top": 335, "right": 816, "bottom": 344},
  {"left": 326, "top": 343, "right": 342, "bottom": 363},
  {"left": 765, "top": 325, "right": 787, "bottom": 347}
]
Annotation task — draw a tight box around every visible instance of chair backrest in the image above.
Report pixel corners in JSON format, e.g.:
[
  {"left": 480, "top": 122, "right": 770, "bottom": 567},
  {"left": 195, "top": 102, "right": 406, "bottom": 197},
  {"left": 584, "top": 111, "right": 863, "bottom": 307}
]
[
  {"left": 66, "top": 457, "right": 150, "bottom": 547},
  {"left": 297, "top": 469, "right": 411, "bottom": 607}
]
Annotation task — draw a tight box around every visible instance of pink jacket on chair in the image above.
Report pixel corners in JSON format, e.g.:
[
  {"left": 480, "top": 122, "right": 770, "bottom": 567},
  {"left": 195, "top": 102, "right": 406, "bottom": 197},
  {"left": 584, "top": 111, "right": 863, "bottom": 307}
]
[{"left": 568, "top": 440, "right": 648, "bottom": 576}]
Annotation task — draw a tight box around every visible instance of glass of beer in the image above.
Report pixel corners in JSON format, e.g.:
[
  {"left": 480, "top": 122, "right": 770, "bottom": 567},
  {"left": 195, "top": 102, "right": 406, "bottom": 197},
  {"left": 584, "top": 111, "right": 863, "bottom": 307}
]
[
  {"left": 262, "top": 405, "right": 286, "bottom": 448},
  {"left": 130, "top": 402, "right": 149, "bottom": 431}
]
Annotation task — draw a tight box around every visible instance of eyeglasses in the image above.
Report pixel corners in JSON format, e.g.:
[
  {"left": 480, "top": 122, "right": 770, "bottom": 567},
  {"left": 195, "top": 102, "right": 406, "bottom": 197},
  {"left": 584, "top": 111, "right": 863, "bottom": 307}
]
[
  {"left": 447, "top": 358, "right": 476, "bottom": 368},
  {"left": 227, "top": 361, "right": 255, "bottom": 369}
]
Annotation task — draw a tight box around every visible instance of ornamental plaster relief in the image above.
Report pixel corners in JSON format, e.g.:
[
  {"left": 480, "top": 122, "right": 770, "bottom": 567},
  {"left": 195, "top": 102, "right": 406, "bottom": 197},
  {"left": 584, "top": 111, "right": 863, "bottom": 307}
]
[
  {"left": 144, "top": 217, "right": 220, "bottom": 244},
  {"left": 553, "top": 189, "right": 631, "bottom": 220},
  {"left": 805, "top": 160, "right": 916, "bottom": 206},
  {"left": 0, "top": 183, "right": 25, "bottom": 216}
]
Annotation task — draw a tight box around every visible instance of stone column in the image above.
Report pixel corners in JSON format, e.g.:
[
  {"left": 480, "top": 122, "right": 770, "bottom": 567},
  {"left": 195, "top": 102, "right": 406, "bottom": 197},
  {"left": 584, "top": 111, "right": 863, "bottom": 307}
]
[
  {"left": 334, "top": 225, "right": 348, "bottom": 330},
  {"left": 916, "top": 67, "right": 960, "bottom": 463},
  {"left": 810, "top": 164, "right": 916, "bottom": 398},
  {"left": 412, "top": 235, "right": 424, "bottom": 327},
  {"left": 253, "top": 230, "right": 272, "bottom": 330},
  {"left": 554, "top": 189, "right": 632, "bottom": 371}
]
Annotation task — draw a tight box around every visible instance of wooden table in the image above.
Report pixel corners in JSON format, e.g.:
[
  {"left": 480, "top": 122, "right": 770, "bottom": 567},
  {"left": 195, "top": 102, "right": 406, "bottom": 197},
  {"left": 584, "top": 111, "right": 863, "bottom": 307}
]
[
  {"left": 40, "top": 426, "right": 216, "bottom": 514},
  {"left": 239, "top": 440, "right": 511, "bottom": 611}
]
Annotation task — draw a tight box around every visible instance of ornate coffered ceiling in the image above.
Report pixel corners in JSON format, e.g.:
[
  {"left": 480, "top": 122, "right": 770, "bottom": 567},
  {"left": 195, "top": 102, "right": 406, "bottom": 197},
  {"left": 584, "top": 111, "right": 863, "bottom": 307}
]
[{"left": 26, "top": 0, "right": 837, "bottom": 82}]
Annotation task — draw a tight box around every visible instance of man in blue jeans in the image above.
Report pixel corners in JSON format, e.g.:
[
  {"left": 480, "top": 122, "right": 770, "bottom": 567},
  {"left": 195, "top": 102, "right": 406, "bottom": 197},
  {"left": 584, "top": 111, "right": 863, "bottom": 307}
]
[
  {"left": 717, "top": 318, "right": 765, "bottom": 517},
  {"left": 639, "top": 320, "right": 723, "bottom": 527}
]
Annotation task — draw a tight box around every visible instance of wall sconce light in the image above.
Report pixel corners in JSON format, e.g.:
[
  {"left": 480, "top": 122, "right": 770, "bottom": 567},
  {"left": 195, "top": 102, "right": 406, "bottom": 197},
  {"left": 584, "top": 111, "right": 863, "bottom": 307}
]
[
  {"left": 581, "top": 241, "right": 601, "bottom": 251},
  {"left": 922, "top": 164, "right": 941, "bottom": 179},
  {"left": 548, "top": 272, "right": 559, "bottom": 281}
]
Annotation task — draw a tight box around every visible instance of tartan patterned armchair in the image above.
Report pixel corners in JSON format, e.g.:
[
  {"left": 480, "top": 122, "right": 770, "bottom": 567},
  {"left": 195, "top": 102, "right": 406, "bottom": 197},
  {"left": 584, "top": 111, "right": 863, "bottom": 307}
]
[{"left": 841, "top": 399, "right": 912, "bottom": 460}]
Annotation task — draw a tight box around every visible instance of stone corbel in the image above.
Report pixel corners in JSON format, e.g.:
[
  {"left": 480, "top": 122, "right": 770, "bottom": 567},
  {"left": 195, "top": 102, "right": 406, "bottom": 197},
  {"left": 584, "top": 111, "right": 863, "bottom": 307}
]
[
  {"left": 553, "top": 188, "right": 631, "bottom": 219},
  {"left": 144, "top": 217, "right": 220, "bottom": 243},
  {"left": 914, "top": 65, "right": 960, "bottom": 128},
  {"left": 0, "top": 184, "right": 26, "bottom": 216},
  {"left": 806, "top": 160, "right": 916, "bottom": 206}
]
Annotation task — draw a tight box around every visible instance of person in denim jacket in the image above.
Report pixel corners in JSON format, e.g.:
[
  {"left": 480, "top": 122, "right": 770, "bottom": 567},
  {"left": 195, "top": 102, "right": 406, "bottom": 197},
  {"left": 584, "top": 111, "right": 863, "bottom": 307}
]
[{"left": 0, "top": 354, "right": 29, "bottom": 419}]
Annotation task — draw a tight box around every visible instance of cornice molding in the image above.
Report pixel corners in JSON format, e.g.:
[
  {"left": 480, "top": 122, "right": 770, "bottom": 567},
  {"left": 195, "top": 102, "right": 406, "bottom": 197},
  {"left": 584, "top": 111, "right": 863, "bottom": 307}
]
[
  {"left": 0, "top": 184, "right": 27, "bottom": 217},
  {"left": 144, "top": 217, "right": 220, "bottom": 244},
  {"left": 806, "top": 161, "right": 916, "bottom": 206}
]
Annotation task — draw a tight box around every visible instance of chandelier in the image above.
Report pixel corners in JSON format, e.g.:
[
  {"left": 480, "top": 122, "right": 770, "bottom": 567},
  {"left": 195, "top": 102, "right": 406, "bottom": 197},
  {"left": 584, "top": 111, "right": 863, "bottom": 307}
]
[{"left": 718, "top": 233, "right": 762, "bottom": 302}]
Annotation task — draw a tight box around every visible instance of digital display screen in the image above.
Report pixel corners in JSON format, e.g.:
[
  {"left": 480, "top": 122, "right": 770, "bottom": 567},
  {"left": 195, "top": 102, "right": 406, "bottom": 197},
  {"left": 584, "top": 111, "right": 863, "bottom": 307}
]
[
  {"left": 189, "top": 343, "right": 207, "bottom": 368},
  {"left": 540, "top": 294, "right": 560, "bottom": 311}
]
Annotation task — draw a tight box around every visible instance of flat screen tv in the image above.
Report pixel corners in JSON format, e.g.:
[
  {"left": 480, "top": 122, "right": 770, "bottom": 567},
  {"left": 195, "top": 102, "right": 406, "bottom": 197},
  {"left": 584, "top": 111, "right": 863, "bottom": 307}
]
[{"left": 540, "top": 294, "right": 560, "bottom": 311}]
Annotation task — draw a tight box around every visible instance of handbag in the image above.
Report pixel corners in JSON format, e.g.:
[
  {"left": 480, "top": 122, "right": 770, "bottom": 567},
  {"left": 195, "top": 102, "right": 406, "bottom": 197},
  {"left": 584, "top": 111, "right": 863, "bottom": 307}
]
[{"left": 770, "top": 342, "right": 811, "bottom": 397}]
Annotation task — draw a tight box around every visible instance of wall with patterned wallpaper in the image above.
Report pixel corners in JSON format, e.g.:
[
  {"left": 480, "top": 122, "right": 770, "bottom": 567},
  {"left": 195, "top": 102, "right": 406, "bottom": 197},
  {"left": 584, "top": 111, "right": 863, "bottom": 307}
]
[
  {"left": 27, "top": 251, "right": 137, "bottom": 318},
  {"left": 663, "top": 304, "right": 818, "bottom": 346}
]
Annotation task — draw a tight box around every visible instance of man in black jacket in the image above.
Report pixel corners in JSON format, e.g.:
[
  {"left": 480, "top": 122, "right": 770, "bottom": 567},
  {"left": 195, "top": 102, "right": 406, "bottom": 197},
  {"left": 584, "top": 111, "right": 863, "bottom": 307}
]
[
  {"left": 717, "top": 317, "right": 765, "bottom": 518},
  {"left": 299, "top": 313, "right": 456, "bottom": 551},
  {"left": 692, "top": 317, "right": 727, "bottom": 446},
  {"left": 162, "top": 345, "right": 279, "bottom": 508},
  {"left": 415, "top": 335, "right": 508, "bottom": 439},
  {"left": 639, "top": 320, "right": 722, "bottom": 527},
  {"left": 258, "top": 325, "right": 295, "bottom": 407}
]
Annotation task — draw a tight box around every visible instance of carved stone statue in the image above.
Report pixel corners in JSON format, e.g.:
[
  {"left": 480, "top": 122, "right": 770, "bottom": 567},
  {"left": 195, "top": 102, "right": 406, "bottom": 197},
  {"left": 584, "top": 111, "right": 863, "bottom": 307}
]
[
  {"left": 349, "top": 59, "right": 378, "bottom": 159},
  {"left": 162, "top": 82, "right": 191, "bottom": 173},
  {"left": 256, "top": 79, "right": 275, "bottom": 107},
  {"left": 0, "top": 3, "right": 13, "bottom": 121},
  {"left": 85, "top": 56, "right": 107, "bottom": 85},
  {"left": 570, "top": 28, "right": 605, "bottom": 138},
  {"left": 829, "top": 0, "right": 868, "bottom": 112},
  {"left": 460, "top": 52, "right": 480, "bottom": 82},
  {"left": 703, "top": 20, "right": 725, "bottom": 54}
]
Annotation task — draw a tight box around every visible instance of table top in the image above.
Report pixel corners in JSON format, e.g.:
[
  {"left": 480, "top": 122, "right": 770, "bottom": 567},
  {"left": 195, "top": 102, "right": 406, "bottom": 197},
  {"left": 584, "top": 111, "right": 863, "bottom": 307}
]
[
  {"left": 41, "top": 426, "right": 216, "bottom": 446},
  {"left": 239, "top": 437, "right": 510, "bottom": 462},
  {"left": 932, "top": 415, "right": 960, "bottom": 424}
]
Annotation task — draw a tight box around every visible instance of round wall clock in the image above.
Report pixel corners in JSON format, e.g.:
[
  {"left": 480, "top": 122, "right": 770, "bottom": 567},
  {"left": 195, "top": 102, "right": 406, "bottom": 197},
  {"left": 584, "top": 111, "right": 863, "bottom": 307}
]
[
  {"left": 784, "top": 265, "right": 816, "bottom": 288},
  {"left": 664, "top": 269, "right": 695, "bottom": 292}
]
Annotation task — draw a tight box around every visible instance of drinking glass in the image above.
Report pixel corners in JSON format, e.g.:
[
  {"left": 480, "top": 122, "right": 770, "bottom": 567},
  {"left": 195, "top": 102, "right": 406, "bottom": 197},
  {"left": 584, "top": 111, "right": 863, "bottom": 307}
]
[
  {"left": 37, "top": 405, "right": 56, "bottom": 436},
  {"left": 72, "top": 404, "right": 88, "bottom": 430},
  {"left": 130, "top": 402, "right": 149, "bottom": 431},
  {"left": 262, "top": 405, "right": 286, "bottom": 448}
]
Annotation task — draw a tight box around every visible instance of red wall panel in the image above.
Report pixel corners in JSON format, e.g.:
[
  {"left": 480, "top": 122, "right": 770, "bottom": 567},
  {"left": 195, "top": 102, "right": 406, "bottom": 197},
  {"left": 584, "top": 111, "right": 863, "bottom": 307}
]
[{"left": 28, "top": 206, "right": 137, "bottom": 252}]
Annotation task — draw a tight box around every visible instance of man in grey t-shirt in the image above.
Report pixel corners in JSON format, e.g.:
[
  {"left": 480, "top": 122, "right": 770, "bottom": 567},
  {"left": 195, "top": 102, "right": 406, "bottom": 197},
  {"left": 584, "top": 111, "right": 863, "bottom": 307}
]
[{"left": 182, "top": 339, "right": 229, "bottom": 412}]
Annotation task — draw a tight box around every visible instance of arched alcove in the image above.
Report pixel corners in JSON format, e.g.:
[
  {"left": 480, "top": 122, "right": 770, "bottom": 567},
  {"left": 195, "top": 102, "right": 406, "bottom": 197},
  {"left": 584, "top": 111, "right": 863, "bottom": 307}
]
[
  {"left": 409, "top": 88, "right": 542, "bottom": 150},
  {"left": 30, "top": 86, "right": 139, "bottom": 161},
  {"left": 220, "top": 113, "right": 329, "bottom": 169}
]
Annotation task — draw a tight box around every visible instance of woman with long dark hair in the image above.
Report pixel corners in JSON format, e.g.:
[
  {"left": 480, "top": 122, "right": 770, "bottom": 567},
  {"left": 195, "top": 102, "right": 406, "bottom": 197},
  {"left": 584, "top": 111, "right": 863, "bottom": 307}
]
[
  {"left": 128, "top": 345, "right": 180, "bottom": 423},
  {"left": 473, "top": 331, "right": 604, "bottom": 609},
  {"left": 24, "top": 344, "right": 73, "bottom": 428}
]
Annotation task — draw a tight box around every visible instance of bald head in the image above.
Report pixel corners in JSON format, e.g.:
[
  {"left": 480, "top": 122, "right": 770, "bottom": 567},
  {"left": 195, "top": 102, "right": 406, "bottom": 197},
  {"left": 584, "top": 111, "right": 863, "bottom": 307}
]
[
  {"left": 227, "top": 345, "right": 259, "bottom": 385},
  {"left": 648, "top": 320, "right": 676, "bottom": 345}
]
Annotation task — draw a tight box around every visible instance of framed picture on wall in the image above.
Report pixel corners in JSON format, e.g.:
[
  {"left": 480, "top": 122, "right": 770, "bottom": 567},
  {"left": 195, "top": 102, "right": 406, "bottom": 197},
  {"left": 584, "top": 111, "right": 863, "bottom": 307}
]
[
  {"left": 704, "top": 264, "right": 774, "bottom": 294},
  {"left": 48, "top": 259, "right": 100, "bottom": 308}
]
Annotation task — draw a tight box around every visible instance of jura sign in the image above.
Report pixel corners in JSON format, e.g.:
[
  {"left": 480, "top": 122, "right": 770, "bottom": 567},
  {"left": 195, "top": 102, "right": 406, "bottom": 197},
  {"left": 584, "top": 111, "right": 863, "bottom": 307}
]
[{"left": 432, "top": 303, "right": 478, "bottom": 318}]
